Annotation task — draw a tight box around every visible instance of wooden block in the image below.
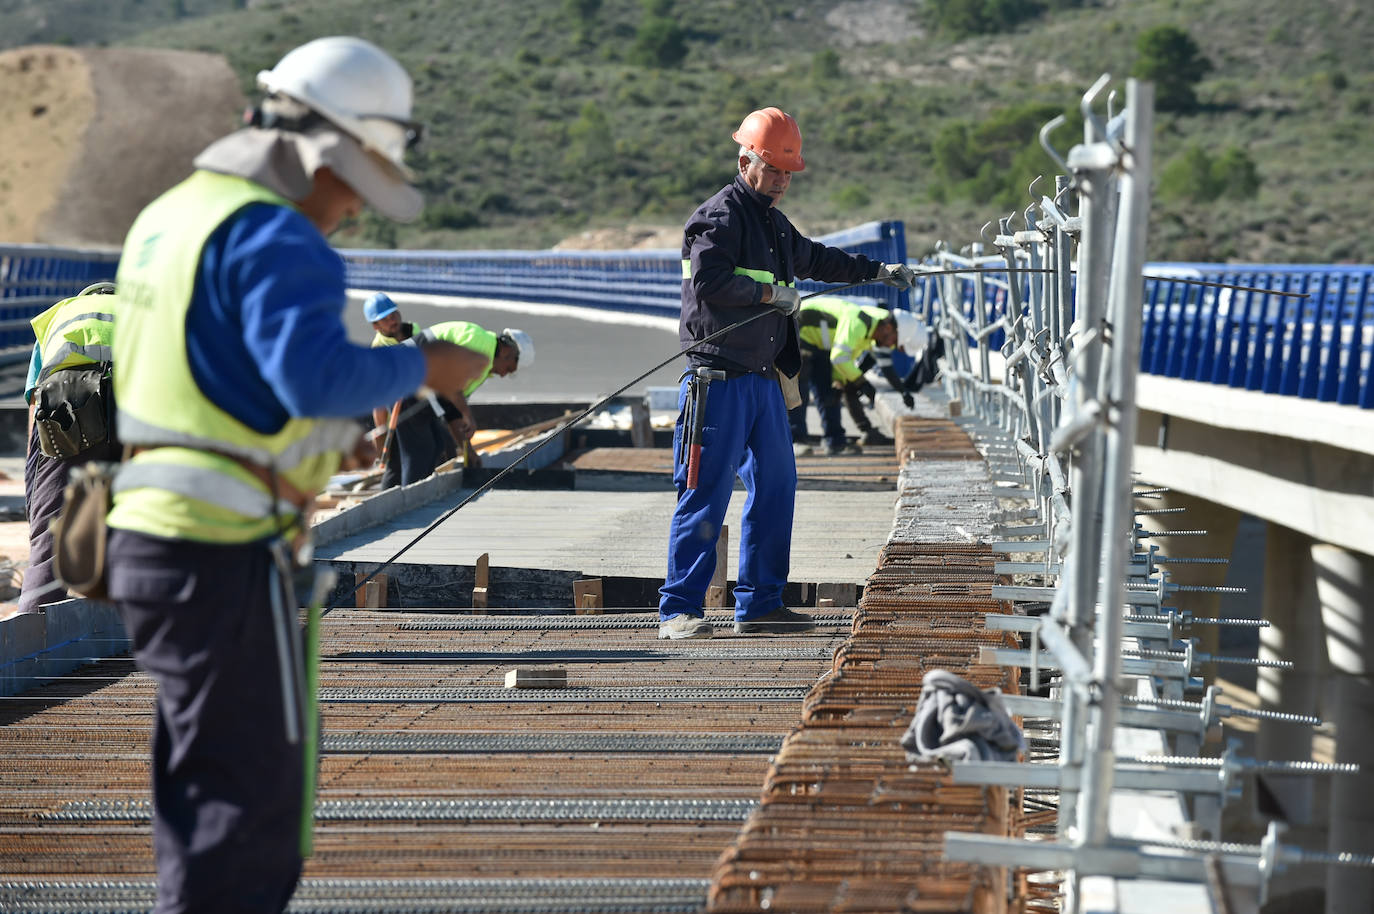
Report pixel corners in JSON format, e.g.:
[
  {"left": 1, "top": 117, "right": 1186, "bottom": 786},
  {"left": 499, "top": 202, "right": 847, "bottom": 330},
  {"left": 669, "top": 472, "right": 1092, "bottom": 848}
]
[
  {"left": 817, "top": 597, "right": 835, "bottom": 609},
  {"left": 472, "top": 553, "right": 489, "bottom": 610},
  {"left": 573, "top": 578, "right": 604, "bottom": 614},
  {"left": 504, "top": 668, "right": 567, "bottom": 689},
  {"left": 630, "top": 397, "right": 653, "bottom": 448},
  {"left": 705, "top": 524, "right": 729, "bottom": 608},
  {"left": 355, "top": 572, "right": 388, "bottom": 608},
  {"left": 948, "top": 399, "right": 963, "bottom": 417}
]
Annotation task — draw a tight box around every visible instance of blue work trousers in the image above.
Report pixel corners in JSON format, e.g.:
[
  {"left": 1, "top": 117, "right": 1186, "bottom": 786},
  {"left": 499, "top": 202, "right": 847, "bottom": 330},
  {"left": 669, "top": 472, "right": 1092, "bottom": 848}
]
[
  {"left": 107, "top": 530, "right": 306, "bottom": 914},
  {"left": 658, "top": 372, "right": 797, "bottom": 623}
]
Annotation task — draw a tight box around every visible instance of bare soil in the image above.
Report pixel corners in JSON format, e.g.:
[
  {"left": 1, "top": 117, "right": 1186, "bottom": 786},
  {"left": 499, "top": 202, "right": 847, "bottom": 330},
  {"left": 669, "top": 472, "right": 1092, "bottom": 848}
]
[{"left": 0, "top": 45, "right": 244, "bottom": 246}]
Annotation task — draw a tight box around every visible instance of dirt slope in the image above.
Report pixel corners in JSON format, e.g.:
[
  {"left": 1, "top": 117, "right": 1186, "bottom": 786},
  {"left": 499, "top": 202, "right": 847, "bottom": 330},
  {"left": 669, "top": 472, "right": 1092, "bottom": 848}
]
[{"left": 0, "top": 45, "right": 243, "bottom": 247}]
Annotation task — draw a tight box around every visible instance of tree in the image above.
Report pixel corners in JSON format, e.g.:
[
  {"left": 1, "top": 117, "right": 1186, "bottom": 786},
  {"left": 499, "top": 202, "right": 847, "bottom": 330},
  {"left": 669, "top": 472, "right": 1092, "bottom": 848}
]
[{"left": 1131, "top": 25, "right": 1212, "bottom": 113}]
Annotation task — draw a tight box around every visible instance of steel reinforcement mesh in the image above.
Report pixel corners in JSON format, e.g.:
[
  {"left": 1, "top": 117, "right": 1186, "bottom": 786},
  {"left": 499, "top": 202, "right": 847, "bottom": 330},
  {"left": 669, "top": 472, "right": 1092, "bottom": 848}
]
[{"left": 705, "top": 416, "right": 1026, "bottom": 914}]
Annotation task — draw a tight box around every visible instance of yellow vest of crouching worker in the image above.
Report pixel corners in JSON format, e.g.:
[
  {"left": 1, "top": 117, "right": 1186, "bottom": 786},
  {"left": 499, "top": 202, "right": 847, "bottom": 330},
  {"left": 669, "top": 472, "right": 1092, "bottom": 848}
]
[
  {"left": 420, "top": 321, "right": 497, "bottom": 397},
  {"left": 109, "top": 170, "right": 360, "bottom": 544},
  {"left": 31, "top": 288, "right": 118, "bottom": 385}
]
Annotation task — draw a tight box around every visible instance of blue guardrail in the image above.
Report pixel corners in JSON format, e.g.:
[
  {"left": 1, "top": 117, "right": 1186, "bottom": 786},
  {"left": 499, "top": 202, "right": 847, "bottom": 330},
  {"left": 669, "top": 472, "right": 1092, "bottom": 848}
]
[{"left": 4, "top": 227, "right": 1370, "bottom": 408}]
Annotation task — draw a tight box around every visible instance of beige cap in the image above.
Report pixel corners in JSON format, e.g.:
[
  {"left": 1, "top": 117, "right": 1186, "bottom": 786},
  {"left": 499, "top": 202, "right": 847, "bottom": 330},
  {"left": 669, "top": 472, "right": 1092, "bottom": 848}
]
[{"left": 193, "top": 125, "right": 423, "bottom": 223}]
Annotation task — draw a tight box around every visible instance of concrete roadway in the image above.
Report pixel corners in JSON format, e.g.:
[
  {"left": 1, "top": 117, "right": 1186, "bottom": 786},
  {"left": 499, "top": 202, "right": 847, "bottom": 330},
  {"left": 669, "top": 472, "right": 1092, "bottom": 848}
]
[{"left": 342, "top": 292, "right": 686, "bottom": 404}]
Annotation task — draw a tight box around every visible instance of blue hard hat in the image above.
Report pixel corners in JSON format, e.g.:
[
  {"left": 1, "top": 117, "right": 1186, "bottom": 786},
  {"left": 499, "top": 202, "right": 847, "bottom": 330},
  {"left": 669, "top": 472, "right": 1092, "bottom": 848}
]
[{"left": 363, "top": 292, "right": 398, "bottom": 322}]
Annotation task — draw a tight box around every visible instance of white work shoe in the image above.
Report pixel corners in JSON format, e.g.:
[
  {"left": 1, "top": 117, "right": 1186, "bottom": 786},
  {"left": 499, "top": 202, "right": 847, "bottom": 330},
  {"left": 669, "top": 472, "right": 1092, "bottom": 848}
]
[
  {"left": 658, "top": 614, "right": 714, "bottom": 640},
  {"left": 792, "top": 442, "right": 813, "bottom": 458}
]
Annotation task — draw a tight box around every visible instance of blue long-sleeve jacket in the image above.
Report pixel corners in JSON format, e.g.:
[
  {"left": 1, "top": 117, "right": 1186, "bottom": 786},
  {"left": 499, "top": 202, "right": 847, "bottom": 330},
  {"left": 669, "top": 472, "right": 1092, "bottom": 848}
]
[
  {"left": 186, "top": 204, "right": 425, "bottom": 433},
  {"left": 680, "top": 175, "right": 881, "bottom": 377}
]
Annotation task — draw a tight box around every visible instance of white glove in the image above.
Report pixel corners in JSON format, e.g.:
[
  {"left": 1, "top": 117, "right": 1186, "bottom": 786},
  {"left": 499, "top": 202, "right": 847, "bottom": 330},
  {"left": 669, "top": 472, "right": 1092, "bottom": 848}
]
[
  {"left": 766, "top": 285, "right": 801, "bottom": 316},
  {"left": 877, "top": 262, "right": 917, "bottom": 290}
]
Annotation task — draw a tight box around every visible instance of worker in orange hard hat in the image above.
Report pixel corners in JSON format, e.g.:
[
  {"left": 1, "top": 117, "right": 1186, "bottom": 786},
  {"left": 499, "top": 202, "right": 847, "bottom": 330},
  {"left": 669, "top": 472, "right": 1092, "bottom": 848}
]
[{"left": 657, "top": 106, "right": 918, "bottom": 641}]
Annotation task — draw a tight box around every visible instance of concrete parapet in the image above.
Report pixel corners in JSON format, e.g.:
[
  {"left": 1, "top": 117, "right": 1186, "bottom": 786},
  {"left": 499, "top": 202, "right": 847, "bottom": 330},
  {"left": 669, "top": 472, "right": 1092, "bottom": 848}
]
[
  {"left": 313, "top": 469, "right": 469, "bottom": 549},
  {"left": 0, "top": 599, "right": 127, "bottom": 697}
]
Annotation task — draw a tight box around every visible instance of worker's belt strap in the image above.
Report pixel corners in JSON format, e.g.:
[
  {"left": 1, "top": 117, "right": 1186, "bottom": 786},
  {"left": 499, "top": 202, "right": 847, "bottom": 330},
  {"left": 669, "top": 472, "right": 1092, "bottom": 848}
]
[{"left": 123, "top": 446, "right": 313, "bottom": 515}]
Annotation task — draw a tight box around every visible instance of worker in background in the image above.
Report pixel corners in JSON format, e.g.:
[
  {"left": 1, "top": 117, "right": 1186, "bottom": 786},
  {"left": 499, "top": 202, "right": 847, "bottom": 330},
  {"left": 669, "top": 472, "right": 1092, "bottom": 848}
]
[
  {"left": 368, "top": 300, "right": 532, "bottom": 483},
  {"left": 105, "top": 37, "right": 488, "bottom": 914},
  {"left": 17, "top": 282, "right": 120, "bottom": 615},
  {"left": 658, "top": 106, "right": 916, "bottom": 640},
  {"left": 364, "top": 292, "right": 464, "bottom": 487},
  {"left": 789, "top": 296, "right": 922, "bottom": 456}
]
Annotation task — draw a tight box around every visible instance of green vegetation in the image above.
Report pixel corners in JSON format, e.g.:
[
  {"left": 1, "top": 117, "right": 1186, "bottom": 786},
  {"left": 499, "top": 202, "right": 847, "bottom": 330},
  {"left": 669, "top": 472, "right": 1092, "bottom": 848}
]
[
  {"left": 1, "top": 0, "right": 1371, "bottom": 262},
  {"left": 1131, "top": 25, "right": 1211, "bottom": 113}
]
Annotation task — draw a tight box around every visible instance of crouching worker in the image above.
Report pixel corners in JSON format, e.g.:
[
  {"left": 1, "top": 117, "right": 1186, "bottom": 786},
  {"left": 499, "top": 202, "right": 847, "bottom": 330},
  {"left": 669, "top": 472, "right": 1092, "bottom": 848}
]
[
  {"left": 17, "top": 282, "right": 120, "bottom": 615},
  {"left": 106, "top": 37, "right": 488, "bottom": 914},
  {"left": 367, "top": 298, "right": 532, "bottom": 484},
  {"left": 789, "top": 296, "right": 922, "bottom": 456}
]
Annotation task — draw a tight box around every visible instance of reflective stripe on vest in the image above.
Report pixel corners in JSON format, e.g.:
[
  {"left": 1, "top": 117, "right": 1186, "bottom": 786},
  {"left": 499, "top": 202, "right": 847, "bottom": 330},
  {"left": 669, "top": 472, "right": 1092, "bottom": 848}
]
[
  {"left": 114, "top": 461, "right": 299, "bottom": 519},
  {"left": 116, "top": 411, "right": 361, "bottom": 475},
  {"left": 681, "top": 259, "right": 795, "bottom": 287},
  {"left": 32, "top": 298, "right": 117, "bottom": 385}
]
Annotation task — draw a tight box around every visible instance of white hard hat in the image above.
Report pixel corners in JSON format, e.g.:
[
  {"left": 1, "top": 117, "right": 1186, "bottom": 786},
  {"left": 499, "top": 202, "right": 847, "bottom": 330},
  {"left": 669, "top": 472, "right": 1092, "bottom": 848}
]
[
  {"left": 256, "top": 36, "right": 421, "bottom": 179},
  {"left": 890, "top": 309, "right": 928, "bottom": 354},
  {"left": 501, "top": 328, "right": 534, "bottom": 370}
]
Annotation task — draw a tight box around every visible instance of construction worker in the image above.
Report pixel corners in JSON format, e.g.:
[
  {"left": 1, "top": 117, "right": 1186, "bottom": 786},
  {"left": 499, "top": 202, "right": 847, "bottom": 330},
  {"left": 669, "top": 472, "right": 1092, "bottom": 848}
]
[
  {"left": 364, "top": 292, "right": 463, "bottom": 487},
  {"left": 104, "top": 37, "right": 488, "bottom": 913},
  {"left": 367, "top": 296, "right": 532, "bottom": 482},
  {"left": 790, "top": 296, "right": 922, "bottom": 456},
  {"left": 18, "top": 282, "right": 120, "bottom": 615},
  {"left": 658, "top": 106, "right": 915, "bottom": 640}
]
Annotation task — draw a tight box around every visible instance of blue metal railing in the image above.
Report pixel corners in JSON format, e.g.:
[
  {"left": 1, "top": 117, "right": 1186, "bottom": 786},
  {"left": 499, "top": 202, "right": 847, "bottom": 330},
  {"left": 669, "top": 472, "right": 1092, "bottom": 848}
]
[
  {"left": 4, "top": 232, "right": 1370, "bottom": 409},
  {"left": 910, "top": 262, "right": 1374, "bottom": 409},
  {"left": 0, "top": 244, "right": 120, "bottom": 349},
  {"left": 340, "top": 219, "right": 910, "bottom": 316}
]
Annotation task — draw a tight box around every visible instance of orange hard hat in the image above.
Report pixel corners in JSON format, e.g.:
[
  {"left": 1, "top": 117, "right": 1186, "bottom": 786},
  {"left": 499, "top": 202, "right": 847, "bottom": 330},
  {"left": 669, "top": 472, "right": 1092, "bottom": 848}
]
[{"left": 732, "top": 107, "right": 805, "bottom": 172}]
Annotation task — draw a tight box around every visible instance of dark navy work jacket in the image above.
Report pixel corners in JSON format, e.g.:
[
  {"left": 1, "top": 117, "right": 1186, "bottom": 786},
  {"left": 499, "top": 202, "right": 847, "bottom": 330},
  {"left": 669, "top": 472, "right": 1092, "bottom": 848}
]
[{"left": 680, "top": 176, "right": 880, "bottom": 377}]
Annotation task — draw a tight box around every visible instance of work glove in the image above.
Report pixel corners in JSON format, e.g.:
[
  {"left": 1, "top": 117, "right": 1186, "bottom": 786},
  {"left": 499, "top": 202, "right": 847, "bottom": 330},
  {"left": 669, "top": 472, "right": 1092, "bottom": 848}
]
[
  {"left": 766, "top": 285, "right": 801, "bottom": 316},
  {"left": 901, "top": 390, "right": 915, "bottom": 410},
  {"left": 877, "top": 262, "right": 918, "bottom": 290}
]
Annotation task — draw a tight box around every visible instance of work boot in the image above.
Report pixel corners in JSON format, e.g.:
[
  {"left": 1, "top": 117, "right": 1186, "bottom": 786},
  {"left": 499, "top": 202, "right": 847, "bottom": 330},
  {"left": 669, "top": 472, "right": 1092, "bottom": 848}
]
[
  {"left": 824, "top": 442, "right": 862, "bottom": 457},
  {"left": 734, "top": 607, "right": 817, "bottom": 635},
  {"left": 861, "top": 428, "right": 893, "bottom": 446},
  {"left": 658, "top": 614, "right": 713, "bottom": 640}
]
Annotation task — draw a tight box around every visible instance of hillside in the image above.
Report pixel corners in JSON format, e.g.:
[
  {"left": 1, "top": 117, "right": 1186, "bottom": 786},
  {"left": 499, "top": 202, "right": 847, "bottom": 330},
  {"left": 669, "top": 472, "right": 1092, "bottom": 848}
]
[{"left": 1, "top": 0, "right": 1371, "bottom": 262}]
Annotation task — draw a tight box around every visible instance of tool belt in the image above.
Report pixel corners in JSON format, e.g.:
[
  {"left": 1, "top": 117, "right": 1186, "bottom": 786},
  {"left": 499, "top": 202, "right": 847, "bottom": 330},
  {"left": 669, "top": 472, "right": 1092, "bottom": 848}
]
[{"left": 34, "top": 365, "right": 113, "bottom": 459}]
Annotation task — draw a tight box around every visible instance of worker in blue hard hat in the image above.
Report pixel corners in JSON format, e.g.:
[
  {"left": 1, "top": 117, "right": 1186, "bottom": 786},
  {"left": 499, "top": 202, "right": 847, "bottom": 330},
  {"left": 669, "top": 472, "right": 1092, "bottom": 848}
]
[{"left": 365, "top": 291, "right": 532, "bottom": 485}]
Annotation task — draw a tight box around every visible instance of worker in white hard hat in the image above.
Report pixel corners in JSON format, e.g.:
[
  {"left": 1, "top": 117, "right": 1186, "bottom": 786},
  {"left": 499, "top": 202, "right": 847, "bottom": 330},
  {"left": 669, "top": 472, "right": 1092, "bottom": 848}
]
[
  {"left": 365, "top": 293, "right": 531, "bottom": 483},
  {"left": 106, "top": 37, "right": 488, "bottom": 913}
]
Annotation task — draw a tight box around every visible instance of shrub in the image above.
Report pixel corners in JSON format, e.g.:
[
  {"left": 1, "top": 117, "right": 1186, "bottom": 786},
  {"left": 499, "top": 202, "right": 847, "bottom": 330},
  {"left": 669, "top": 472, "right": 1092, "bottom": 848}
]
[
  {"left": 1158, "top": 145, "right": 1260, "bottom": 202},
  {"left": 931, "top": 0, "right": 1044, "bottom": 37},
  {"left": 832, "top": 184, "right": 872, "bottom": 209},
  {"left": 630, "top": 16, "right": 687, "bottom": 68}
]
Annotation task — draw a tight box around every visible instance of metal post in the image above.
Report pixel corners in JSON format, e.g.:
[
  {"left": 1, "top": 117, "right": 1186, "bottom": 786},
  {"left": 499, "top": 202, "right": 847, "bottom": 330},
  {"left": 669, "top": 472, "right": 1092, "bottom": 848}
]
[{"left": 1079, "top": 77, "right": 1153, "bottom": 849}]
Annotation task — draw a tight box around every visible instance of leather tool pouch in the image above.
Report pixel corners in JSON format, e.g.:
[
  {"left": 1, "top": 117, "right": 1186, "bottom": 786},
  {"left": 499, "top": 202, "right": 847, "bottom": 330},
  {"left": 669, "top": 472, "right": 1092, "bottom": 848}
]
[
  {"left": 34, "top": 366, "right": 112, "bottom": 459},
  {"left": 49, "top": 461, "right": 115, "bottom": 600},
  {"left": 776, "top": 366, "right": 803, "bottom": 410}
]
